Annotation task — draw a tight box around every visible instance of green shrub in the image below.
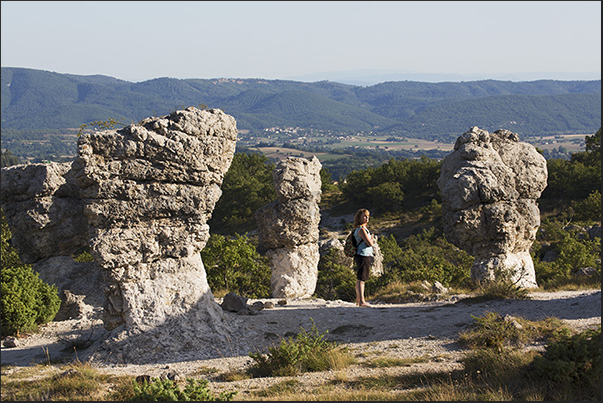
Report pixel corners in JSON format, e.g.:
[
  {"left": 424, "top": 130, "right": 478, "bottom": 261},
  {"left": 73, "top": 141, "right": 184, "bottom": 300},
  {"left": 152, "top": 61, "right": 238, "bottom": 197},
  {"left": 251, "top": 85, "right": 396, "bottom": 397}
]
[
  {"left": 1, "top": 209, "right": 61, "bottom": 336},
  {"left": 529, "top": 326, "right": 601, "bottom": 400},
  {"left": 314, "top": 248, "right": 356, "bottom": 301},
  {"left": 572, "top": 190, "right": 601, "bottom": 222},
  {"left": 73, "top": 249, "right": 94, "bottom": 262},
  {"left": 459, "top": 311, "right": 527, "bottom": 352},
  {"left": 534, "top": 232, "right": 601, "bottom": 285},
  {"left": 472, "top": 266, "right": 531, "bottom": 300},
  {"left": 555, "top": 234, "right": 600, "bottom": 275},
  {"left": 1, "top": 263, "right": 62, "bottom": 338},
  {"left": 536, "top": 217, "right": 567, "bottom": 243},
  {"left": 370, "top": 228, "right": 473, "bottom": 293},
  {"left": 458, "top": 312, "right": 572, "bottom": 353},
  {"left": 130, "top": 377, "right": 236, "bottom": 401},
  {"left": 201, "top": 233, "right": 271, "bottom": 298},
  {"left": 248, "top": 321, "right": 354, "bottom": 377},
  {"left": 208, "top": 152, "right": 276, "bottom": 234}
]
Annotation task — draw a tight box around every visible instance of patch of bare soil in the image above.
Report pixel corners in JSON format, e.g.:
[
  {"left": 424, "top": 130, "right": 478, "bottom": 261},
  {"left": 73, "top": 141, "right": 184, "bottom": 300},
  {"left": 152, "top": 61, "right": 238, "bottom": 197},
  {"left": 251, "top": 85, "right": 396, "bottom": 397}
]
[{"left": 1, "top": 290, "right": 600, "bottom": 396}]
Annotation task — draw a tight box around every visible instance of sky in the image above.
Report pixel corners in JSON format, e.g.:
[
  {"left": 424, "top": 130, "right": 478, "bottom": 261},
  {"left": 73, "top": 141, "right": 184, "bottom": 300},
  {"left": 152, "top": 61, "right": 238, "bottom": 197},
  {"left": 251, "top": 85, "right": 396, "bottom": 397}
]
[{"left": 1, "top": 1, "right": 601, "bottom": 84}]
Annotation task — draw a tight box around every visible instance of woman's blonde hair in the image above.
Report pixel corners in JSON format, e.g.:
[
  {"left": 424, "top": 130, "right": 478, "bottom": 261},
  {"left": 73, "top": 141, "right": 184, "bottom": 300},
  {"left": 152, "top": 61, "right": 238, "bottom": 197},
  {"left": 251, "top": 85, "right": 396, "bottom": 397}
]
[{"left": 353, "top": 208, "right": 370, "bottom": 227}]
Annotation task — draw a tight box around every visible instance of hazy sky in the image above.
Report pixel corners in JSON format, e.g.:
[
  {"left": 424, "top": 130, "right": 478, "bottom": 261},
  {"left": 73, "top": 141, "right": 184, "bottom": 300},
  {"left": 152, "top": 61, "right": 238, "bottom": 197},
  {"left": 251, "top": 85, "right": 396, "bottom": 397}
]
[{"left": 1, "top": 1, "right": 601, "bottom": 83}]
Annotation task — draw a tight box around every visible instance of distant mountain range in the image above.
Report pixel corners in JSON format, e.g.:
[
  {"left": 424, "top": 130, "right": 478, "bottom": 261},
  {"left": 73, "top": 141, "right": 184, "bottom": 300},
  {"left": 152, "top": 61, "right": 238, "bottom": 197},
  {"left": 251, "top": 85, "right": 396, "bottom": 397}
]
[
  {"left": 284, "top": 69, "right": 602, "bottom": 86},
  {"left": 1, "top": 67, "right": 600, "bottom": 142}
]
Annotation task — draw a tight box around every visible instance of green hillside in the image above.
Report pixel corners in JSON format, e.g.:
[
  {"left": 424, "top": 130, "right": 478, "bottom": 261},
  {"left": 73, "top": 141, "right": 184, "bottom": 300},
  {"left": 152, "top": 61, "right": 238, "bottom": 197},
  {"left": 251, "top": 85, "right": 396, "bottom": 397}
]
[
  {"left": 234, "top": 90, "right": 399, "bottom": 131},
  {"left": 1, "top": 67, "right": 601, "bottom": 145},
  {"left": 383, "top": 93, "right": 602, "bottom": 141},
  {"left": 354, "top": 79, "right": 602, "bottom": 120}
]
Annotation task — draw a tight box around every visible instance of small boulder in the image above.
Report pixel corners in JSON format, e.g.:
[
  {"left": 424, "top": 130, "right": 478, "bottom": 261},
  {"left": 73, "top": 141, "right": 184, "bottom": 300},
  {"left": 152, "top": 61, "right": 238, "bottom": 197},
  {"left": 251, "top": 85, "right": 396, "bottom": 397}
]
[{"left": 220, "top": 293, "right": 248, "bottom": 313}]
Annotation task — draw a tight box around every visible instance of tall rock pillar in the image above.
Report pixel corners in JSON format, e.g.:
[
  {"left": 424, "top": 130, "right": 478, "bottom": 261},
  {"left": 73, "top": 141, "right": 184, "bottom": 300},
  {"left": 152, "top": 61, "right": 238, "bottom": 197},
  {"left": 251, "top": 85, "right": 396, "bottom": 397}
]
[
  {"left": 73, "top": 107, "right": 238, "bottom": 363},
  {"left": 256, "top": 156, "right": 322, "bottom": 298},
  {"left": 437, "top": 127, "right": 548, "bottom": 288}
]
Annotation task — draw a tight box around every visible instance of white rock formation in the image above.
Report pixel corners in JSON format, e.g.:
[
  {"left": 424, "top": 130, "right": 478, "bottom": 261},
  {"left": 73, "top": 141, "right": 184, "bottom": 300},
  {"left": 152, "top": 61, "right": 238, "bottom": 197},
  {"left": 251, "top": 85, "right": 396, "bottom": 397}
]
[
  {"left": 256, "top": 156, "right": 322, "bottom": 298},
  {"left": 1, "top": 107, "right": 246, "bottom": 364},
  {"left": 437, "top": 127, "right": 548, "bottom": 288}
]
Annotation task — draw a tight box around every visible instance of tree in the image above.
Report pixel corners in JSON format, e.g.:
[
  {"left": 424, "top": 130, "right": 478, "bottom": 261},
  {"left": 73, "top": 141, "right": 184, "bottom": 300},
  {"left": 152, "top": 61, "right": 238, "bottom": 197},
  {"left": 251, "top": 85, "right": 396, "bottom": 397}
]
[
  {"left": 369, "top": 228, "right": 473, "bottom": 291},
  {"left": 320, "top": 168, "right": 338, "bottom": 193},
  {"left": 576, "top": 128, "right": 601, "bottom": 167},
  {"left": 572, "top": 190, "right": 601, "bottom": 222},
  {"left": 543, "top": 154, "right": 600, "bottom": 202},
  {"left": 209, "top": 152, "right": 277, "bottom": 234},
  {"left": 1, "top": 209, "right": 61, "bottom": 335},
  {"left": 314, "top": 248, "right": 356, "bottom": 302},
  {"left": 340, "top": 156, "right": 441, "bottom": 213},
  {"left": 201, "top": 233, "right": 271, "bottom": 298},
  {"left": 1, "top": 150, "right": 21, "bottom": 167},
  {"left": 367, "top": 181, "right": 404, "bottom": 211}
]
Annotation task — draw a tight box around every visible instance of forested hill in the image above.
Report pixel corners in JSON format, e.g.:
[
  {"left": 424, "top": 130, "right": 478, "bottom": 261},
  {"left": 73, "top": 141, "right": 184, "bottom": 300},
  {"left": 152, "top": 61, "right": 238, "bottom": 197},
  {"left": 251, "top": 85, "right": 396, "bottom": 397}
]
[{"left": 1, "top": 67, "right": 600, "bottom": 142}]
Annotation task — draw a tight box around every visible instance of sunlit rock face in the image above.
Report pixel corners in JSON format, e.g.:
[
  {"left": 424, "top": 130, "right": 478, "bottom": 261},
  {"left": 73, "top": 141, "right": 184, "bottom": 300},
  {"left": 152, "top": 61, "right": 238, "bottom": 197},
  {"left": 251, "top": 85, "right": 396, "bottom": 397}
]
[
  {"left": 437, "top": 127, "right": 548, "bottom": 288},
  {"left": 2, "top": 107, "right": 248, "bottom": 364},
  {"left": 256, "top": 156, "right": 322, "bottom": 298},
  {"left": 74, "top": 107, "right": 237, "bottom": 332}
]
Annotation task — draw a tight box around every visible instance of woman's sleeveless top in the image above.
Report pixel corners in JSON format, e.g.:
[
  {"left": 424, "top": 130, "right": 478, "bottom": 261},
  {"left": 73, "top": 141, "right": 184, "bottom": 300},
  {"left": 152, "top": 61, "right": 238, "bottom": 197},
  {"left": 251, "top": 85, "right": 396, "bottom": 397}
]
[{"left": 354, "top": 227, "right": 373, "bottom": 257}]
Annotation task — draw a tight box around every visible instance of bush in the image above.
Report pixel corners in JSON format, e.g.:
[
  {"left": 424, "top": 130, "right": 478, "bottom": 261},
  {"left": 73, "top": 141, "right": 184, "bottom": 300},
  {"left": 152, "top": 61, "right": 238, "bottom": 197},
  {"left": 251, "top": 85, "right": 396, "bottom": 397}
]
[
  {"left": 201, "top": 233, "right": 271, "bottom": 299},
  {"left": 459, "top": 311, "right": 527, "bottom": 352},
  {"left": 1, "top": 209, "right": 61, "bottom": 336},
  {"left": 472, "top": 266, "right": 531, "bottom": 300},
  {"left": 314, "top": 248, "right": 356, "bottom": 301},
  {"left": 130, "top": 378, "right": 236, "bottom": 401},
  {"left": 536, "top": 217, "right": 567, "bottom": 243},
  {"left": 248, "top": 321, "right": 354, "bottom": 377},
  {"left": 555, "top": 234, "right": 600, "bottom": 275},
  {"left": 209, "top": 152, "right": 276, "bottom": 234},
  {"left": 458, "top": 311, "right": 572, "bottom": 353},
  {"left": 529, "top": 326, "right": 601, "bottom": 400},
  {"left": 534, "top": 232, "right": 601, "bottom": 285},
  {"left": 370, "top": 229, "right": 473, "bottom": 294},
  {"left": 572, "top": 190, "right": 601, "bottom": 222}
]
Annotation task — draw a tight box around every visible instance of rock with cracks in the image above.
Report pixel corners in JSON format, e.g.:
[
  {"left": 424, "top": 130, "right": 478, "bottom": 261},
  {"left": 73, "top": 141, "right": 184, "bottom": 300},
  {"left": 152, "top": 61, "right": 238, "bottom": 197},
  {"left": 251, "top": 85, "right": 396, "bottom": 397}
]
[
  {"left": 1, "top": 107, "right": 247, "bottom": 365},
  {"left": 436, "top": 127, "right": 548, "bottom": 288},
  {"left": 256, "top": 156, "right": 322, "bottom": 298}
]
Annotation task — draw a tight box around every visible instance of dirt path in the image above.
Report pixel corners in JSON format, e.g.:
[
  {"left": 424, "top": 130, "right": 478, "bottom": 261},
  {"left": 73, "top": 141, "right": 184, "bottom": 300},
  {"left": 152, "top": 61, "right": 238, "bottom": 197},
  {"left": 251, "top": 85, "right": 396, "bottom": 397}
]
[{"left": 2, "top": 289, "right": 600, "bottom": 387}]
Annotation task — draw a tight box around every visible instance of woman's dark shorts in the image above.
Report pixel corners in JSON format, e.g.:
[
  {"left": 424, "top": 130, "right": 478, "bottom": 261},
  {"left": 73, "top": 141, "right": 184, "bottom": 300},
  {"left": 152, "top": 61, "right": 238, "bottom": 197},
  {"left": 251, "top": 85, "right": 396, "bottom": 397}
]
[{"left": 354, "top": 254, "right": 372, "bottom": 282}]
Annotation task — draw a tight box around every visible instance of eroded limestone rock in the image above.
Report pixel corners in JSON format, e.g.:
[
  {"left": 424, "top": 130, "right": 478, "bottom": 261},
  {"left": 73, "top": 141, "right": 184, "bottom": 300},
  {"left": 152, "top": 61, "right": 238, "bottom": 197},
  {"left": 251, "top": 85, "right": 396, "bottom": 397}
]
[
  {"left": 1, "top": 107, "right": 246, "bottom": 364},
  {"left": 256, "top": 156, "right": 322, "bottom": 298},
  {"left": 72, "top": 108, "right": 236, "bottom": 334},
  {"left": 1, "top": 162, "right": 104, "bottom": 320},
  {"left": 0, "top": 162, "right": 87, "bottom": 263},
  {"left": 437, "top": 127, "right": 547, "bottom": 288}
]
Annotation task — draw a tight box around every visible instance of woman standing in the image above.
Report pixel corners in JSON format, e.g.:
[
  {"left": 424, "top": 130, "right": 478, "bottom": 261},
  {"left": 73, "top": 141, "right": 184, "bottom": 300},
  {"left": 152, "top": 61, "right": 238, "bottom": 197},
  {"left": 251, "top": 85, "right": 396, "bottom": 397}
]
[{"left": 353, "top": 208, "right": 375, "bottom": 307}]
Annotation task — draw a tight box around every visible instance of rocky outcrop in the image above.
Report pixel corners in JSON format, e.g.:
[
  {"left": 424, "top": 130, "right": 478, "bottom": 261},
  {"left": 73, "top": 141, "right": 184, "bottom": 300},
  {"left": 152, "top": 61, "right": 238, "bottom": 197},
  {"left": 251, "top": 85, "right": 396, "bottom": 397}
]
[
  {"left": 255, "top": 156, "right": 322, "bottom": 298},
  {"left": 1, "top": 107, "right": 245, "bottom": 364},
  {"left": 437, "top": 127, "right": 548, "bottom": 288},
  {"left": 0, "top": 162, "right": 88, "bottom": 263},
  {"left": 73, "top": 107, "right": 237, "bottom": 332},
  {"left": 0, "top": 163, "right": 105, "bottom": 318}
]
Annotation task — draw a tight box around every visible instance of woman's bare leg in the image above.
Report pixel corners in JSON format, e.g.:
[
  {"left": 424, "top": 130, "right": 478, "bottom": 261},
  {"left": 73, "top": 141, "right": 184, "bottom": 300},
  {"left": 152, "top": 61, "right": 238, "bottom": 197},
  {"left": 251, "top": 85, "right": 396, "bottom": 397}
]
[{"left": 357, "top": 280, "right": 371, "bottom": 307}]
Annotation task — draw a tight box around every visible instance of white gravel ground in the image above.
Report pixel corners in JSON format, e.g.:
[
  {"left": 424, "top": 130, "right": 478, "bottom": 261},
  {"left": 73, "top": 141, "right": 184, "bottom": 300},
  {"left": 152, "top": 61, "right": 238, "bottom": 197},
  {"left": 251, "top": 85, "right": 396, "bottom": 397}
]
[{"left": 2, "top": 289, "right": 600, "bottom": 396}]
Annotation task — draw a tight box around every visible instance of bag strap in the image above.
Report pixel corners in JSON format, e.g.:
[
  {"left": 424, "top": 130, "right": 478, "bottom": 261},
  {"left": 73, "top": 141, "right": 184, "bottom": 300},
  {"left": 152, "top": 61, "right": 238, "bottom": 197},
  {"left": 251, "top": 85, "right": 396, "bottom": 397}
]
[{"left": 354, "top": 227, "right": 364, "bottom": 247}]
